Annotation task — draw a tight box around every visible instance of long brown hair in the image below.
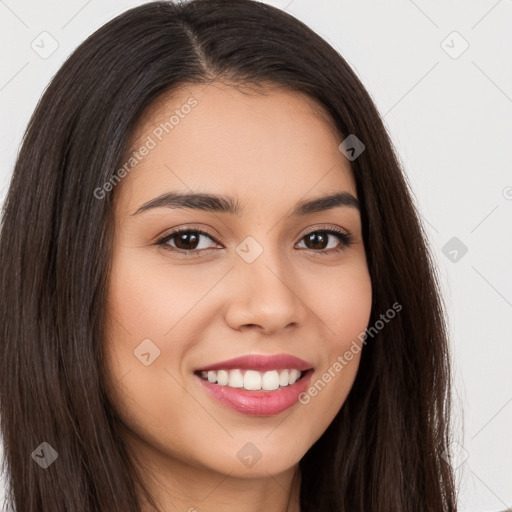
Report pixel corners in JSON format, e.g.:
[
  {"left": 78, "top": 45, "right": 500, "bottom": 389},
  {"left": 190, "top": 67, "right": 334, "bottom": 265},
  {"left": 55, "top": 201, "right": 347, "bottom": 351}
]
[{"left": 0, "top": 1, "right": 458, "bottom": 510}]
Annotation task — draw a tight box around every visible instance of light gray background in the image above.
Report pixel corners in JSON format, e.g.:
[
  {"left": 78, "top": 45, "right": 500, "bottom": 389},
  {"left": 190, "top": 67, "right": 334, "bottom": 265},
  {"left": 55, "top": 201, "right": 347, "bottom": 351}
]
[{"left": 0, "top": 1, "right": 511, "bottom": 510}]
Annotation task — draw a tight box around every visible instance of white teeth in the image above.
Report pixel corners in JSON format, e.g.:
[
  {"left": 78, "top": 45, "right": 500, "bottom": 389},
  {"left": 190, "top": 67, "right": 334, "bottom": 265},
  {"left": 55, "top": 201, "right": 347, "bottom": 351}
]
[
  {"left": 228, "top": 369, "right": 244, "bottom": 388},
  {"left": 198, "top": 368, "right": 304, "bottom": 390},
  {"left": 289, "top": 369, "right": 300, "bottom": 384},
  {"left": 217, "top": 369, "right": 229, "bottom": 386},
  {"left": 244, "top": 370, "right": 261, "bottom": 390},
  {"left": 261, "top": 370, "right": 280, "bottom": 391}
]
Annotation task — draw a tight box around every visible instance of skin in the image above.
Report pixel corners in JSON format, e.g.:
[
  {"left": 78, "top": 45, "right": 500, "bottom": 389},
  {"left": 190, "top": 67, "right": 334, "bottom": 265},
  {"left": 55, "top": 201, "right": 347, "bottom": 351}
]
[{"left": 103, "top": 82, "right": 373, "bottom": 512}]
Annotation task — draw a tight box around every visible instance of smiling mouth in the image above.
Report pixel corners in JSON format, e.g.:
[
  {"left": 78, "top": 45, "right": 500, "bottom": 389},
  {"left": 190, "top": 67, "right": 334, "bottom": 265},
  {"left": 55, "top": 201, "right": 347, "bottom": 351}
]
[{"left": 194, "top": 368, "right": 311, "bottom": 391}]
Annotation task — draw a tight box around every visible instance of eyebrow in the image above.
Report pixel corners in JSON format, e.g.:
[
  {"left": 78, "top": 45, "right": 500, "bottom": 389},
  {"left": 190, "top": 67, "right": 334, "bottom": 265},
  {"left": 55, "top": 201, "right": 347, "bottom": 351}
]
[{"left": 132, "top": 190, "right": 360, "bottom": 216}]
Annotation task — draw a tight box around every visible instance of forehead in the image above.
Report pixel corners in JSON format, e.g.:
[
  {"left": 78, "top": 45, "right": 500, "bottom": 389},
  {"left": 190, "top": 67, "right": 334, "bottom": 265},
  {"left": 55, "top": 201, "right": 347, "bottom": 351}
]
[{"left": 117, "top": 82, "right": 356, "bottom": 212}]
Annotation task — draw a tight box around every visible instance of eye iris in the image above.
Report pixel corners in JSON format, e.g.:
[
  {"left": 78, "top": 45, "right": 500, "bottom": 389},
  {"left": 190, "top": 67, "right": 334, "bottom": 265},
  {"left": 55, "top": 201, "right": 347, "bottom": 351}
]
[
  {"left": 175, "top": 232, "right": 200, "bottom": 250},
  {"left": 305, "top": 232, "right": 328, "bottom": 250}
]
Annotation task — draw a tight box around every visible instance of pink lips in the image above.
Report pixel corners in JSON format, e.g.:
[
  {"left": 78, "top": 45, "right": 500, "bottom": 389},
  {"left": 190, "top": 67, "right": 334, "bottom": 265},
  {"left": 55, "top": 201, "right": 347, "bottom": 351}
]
[
  {"left": 194, "top": 353, "right": 314, "bottom": 416},
  {"left": 195, "top": 353, "right": 314, "bottom": 372},
  {"left": 195, "top": 369, "right": 313, "bottom": 416}
]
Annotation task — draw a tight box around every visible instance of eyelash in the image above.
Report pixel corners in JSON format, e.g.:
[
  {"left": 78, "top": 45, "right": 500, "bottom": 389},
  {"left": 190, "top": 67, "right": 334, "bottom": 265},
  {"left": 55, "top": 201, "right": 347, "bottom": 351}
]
[{"left": 155, "top": 225, "right": 354, "bottom": 256}]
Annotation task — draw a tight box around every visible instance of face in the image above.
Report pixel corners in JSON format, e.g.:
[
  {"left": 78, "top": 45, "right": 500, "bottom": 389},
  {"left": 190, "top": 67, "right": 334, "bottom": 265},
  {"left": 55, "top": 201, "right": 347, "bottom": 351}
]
[{"left": 103, "top": 82, "right": 372, "bottom": 481}]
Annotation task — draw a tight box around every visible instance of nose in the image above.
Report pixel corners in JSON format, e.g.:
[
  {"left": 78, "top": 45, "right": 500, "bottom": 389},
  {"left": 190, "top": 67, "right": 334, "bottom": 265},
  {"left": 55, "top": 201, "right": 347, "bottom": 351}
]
[{"left": 223, "top": 244, "right": 308, "bottom": 334}]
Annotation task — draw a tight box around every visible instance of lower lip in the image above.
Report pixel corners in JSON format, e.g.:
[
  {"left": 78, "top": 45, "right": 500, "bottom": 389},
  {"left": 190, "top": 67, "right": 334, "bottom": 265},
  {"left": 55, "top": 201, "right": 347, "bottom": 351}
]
[{"left": 195, "top": 370, "right": 313, "bottom": 416}]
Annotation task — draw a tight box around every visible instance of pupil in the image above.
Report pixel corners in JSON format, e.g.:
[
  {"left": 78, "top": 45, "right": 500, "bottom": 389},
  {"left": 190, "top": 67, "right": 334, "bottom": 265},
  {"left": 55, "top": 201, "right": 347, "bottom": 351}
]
[
  {"left": 306, "top": 232, "right": 327, "bottom": 250},
  {"left": 176, "top": 232, "right": 199, "bottom": 250}
]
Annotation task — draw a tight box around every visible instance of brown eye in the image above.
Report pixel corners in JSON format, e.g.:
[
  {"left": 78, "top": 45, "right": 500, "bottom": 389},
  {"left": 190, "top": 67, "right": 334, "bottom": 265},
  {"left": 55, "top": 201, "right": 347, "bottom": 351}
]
[
  {"left": 172, "top": 231, "right": 201, "bottom": 251},
  {"left": 157, "top": 229, "right": 220, "bottom": 254},
  {"left": 297, "top": 229, "right": 354, "bottom": 254},
  {"left": 156, "top": 227, "right": 354, "bottom": 256}
]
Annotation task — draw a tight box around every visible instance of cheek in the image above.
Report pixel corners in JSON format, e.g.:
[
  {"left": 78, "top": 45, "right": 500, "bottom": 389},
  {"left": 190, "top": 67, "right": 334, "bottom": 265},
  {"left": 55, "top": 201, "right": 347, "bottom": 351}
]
[
  {"left": 310, "top": 259, "right": 373, "bottom": 347},
  {"left": 102, "top": 248, "right": 180, "bottom": 417},
  {"left": 102, "top": 249, "right": 202, "bottom": 461},
  {"left": 105, "top": 245, "right": 211, "bottom": 339},
  {"left": 295, "top": 262, "right": 372, "bottom": 434}
]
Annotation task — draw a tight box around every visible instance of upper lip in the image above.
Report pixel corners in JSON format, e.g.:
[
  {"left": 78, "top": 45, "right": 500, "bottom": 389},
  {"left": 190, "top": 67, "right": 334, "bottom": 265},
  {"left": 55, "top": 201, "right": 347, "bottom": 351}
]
[{"left": 195, "top": 353, "right": 314, "bottom": 372}]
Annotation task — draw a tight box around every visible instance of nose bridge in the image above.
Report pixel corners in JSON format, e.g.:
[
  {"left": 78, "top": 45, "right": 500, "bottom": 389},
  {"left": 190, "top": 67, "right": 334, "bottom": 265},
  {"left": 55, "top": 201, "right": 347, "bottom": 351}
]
[
  {"left": 224, "top": 231, "right": 306, "bottom": 331},
  {"left": 236, "top": 232, "right": 288, "bottom": 286}
]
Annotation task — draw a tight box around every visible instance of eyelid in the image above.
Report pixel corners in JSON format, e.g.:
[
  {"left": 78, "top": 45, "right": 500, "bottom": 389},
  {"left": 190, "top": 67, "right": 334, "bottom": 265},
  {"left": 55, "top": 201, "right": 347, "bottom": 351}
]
[
  {"left": 301, "top": 223, "right": 349, "bottom": 236},
  {"left": 154, "top": 224, "right": 220, "bottom": 243},
  {"left": 156, "top": 223, "right": 350, "bottom": 240}
]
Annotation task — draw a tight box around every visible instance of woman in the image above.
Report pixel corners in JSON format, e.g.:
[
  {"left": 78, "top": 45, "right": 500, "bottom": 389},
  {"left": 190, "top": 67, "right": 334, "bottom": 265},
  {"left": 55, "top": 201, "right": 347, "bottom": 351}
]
[{"left": 0, "top": 1, "right": 458, "bottom": 510}]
